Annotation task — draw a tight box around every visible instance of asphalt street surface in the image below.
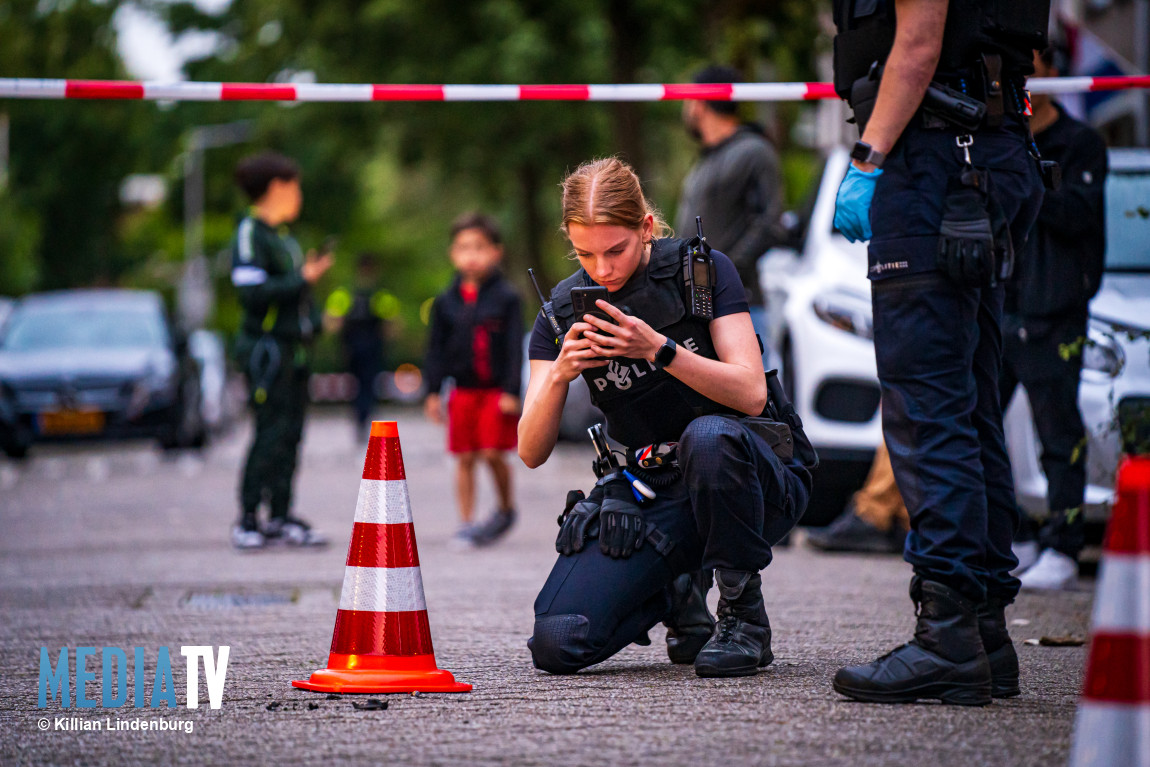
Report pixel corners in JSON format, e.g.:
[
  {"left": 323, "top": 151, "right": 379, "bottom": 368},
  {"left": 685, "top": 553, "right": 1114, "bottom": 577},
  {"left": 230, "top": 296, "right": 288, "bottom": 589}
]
[{"left": 1, "top": 409, "right": 1094, "bottom": 766}]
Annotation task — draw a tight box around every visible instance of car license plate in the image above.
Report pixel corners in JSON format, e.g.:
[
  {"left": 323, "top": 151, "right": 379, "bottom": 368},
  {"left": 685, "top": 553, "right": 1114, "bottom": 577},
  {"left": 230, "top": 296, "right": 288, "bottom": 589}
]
[{"left": 39, "top": 409, "right": 105, "bottom": 436}]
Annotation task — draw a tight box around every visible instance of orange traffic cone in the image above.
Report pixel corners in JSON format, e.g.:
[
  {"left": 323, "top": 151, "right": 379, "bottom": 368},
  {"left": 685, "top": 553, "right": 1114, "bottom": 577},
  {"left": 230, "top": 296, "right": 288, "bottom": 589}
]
[
  {"left": 293, "top": 421, "right": 471, "bottom": 694},
  {"left": 1070, "top": 455, "right": 1150, "bottom": 767}
]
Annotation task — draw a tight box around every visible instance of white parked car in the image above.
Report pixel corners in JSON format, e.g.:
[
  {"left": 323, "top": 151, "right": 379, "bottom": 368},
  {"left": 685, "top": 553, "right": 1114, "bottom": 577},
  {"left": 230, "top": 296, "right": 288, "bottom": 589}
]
[
  {"left": 758, "top": 148, "right": 881, "bottom": 521},
  {"left": 759, "top": 146, "right": 1150, "bottom": 524}
]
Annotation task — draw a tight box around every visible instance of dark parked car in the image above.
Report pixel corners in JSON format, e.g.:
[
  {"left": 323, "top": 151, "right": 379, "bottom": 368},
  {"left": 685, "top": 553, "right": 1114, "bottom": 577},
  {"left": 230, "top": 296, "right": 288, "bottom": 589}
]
[{"left": 0, "top": 289, "right": 206, "bottom": 457}]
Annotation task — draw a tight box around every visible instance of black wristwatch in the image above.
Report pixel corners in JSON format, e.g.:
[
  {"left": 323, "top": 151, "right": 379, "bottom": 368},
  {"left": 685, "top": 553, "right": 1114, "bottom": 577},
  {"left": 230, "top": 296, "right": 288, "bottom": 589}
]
[
  {"left": 850, "top": 140, "right": 886, "bottom": 169},
  {"left": 655, "top": 337, "right": 677, "bottom": 367}
]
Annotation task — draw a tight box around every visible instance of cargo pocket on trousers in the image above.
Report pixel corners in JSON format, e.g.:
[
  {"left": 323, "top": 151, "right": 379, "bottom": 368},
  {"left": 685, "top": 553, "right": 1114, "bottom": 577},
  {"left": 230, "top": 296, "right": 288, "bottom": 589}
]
[{"left": 533, "top": 554, "right": 579, "bottom": 617}]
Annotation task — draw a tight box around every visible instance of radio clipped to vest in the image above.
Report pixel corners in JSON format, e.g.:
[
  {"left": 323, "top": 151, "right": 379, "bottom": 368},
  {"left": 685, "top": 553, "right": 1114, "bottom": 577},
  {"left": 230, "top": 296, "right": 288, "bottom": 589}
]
[
  {"left": 683, "top": 217, "right": 716, "bottom": 321},
  {"left": 529, "top": 268, "right": 564, "bottom": 344}
]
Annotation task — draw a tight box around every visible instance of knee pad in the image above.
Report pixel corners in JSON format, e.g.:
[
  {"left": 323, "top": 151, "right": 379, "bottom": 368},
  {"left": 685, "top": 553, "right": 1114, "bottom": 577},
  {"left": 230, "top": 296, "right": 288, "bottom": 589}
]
[
  {"left": 680, "top": 416, "right": 744, "bottom": 476},
  {"left": 528, "top": 614, "right": 592, "bottom": 675}
]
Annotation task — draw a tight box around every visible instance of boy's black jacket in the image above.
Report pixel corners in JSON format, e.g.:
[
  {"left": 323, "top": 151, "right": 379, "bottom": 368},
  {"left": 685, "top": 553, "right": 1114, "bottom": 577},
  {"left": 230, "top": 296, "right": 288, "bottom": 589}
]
[
  {"left": 1008, "top": 105, "right": 1108, "bottom": 319},
  {"left": 425, "top": 271, "right": 523, "bottom": 396}
]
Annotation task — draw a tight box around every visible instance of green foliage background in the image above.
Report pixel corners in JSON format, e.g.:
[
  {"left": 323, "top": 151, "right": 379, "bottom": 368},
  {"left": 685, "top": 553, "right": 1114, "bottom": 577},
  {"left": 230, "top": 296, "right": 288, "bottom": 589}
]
[{"left": 1, "top": 0, "right": 826, "bottom": 369}]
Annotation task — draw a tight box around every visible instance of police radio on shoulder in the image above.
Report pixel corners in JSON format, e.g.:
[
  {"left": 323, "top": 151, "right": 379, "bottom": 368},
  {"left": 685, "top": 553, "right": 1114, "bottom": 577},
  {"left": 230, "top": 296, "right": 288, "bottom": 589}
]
[{"left": 683, "top": 216, "right": 716, "bottom": 321}]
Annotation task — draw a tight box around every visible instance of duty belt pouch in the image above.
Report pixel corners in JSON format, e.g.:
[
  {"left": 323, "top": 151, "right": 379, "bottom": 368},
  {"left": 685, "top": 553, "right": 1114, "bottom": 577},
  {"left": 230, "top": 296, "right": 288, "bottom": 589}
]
[
  {"left": 833, "top": 26, "right": 893, "bottom": 100},
  {"left": 738, "top": 416, "right": 794, "bottom": 461},
  {"left": 848, "top": 66, "right": 881, "bottom": 136},
  {"left": 936, "top": 166, "right": 1015, "bottom": 287}
]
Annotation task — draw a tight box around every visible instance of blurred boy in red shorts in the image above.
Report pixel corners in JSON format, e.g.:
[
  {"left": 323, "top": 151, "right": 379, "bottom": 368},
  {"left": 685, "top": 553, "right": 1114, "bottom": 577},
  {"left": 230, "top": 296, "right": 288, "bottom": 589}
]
[{"left": 424, "top": 213, "right": 524, "bottom": 547}]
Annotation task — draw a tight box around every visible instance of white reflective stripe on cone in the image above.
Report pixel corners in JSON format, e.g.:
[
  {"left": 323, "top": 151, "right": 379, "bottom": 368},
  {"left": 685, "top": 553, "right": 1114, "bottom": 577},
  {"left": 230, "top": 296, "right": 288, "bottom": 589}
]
[
  {"left": 1091, "top": 554, "right": 1150, "bottom": 633},
  {"left": 1071, "top": 703, "right": 1150, "bottom": 767},
  {"left": 353, "top": 479, "right": 413, "bottom": 525},
  {"left": 338, "top": 566, "right": 427, "bottom": 613}
]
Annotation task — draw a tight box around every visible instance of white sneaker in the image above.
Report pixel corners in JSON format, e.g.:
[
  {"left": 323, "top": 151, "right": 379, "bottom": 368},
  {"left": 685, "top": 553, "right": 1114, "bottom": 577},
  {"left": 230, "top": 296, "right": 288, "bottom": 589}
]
[
  {"left": 264, "top": 517, "right": 328, "bottom": 547},
  {"left": 1011, "top": 540, "right": 1040, "bottom": 576},
  {"left": 1018, "top": 549, "right": 1078, "bottom": 590},
  {"left": 231, "top": 525, "right": 266, "bottom": 550},
  {"left": 448, "top": 524, "right": 477, "bottom": 551}
]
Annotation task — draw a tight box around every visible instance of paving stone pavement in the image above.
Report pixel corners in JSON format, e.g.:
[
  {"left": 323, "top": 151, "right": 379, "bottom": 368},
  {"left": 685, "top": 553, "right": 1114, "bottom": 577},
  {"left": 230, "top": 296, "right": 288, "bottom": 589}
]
[{"left": 0, "top": 408, "right": 1094, "bottom": 766}]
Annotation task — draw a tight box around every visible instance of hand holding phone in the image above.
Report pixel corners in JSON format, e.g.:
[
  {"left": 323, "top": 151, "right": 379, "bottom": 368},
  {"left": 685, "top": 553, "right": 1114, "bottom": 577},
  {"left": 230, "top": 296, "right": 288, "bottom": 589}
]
[{"left": 571, "top": 286, "right": 616, "bottom": 330}]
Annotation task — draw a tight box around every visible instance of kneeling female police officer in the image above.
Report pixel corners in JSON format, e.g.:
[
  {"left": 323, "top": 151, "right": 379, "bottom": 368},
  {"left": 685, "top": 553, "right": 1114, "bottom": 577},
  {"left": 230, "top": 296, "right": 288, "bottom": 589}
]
[{"left": 518, "top": 158, "right": 812, "bottom": 677}]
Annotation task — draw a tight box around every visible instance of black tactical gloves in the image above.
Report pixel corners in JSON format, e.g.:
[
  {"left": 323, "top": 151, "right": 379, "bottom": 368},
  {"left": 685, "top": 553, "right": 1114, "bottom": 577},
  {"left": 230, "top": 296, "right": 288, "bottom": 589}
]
[
  {"left": 556, "top": 474, "right": 648, "bottom": 559},
  {"left": 937, "top": 167, "right": 1015, "bottom": 288},
  {"left": 556, "top": 486, "right": 602, "bottom": 556},
  {"left": 598, "top": 476, "right": 646, "bottom": 559},
  {"left": 937, "top": 169, "right": 996, "bottom": 287}
]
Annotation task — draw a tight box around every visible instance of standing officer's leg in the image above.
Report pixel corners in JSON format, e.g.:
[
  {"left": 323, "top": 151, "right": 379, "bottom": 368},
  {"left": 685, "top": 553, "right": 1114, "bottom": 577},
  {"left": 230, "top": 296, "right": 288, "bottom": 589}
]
[
  {"left": 875, "top": 273, "right": 991, "bottom": 599},
  {"left": 972, "top": 281, "right": 1023, "bottom": 698},
  {"left": 680, "top": 415, "right": 808, "bottom": 677},
  {"left": 835, "top": 270, "right": 992, "bottom": 705},
  {"left": 975, "top": 158, "right": 1043, "bottom": 694}
]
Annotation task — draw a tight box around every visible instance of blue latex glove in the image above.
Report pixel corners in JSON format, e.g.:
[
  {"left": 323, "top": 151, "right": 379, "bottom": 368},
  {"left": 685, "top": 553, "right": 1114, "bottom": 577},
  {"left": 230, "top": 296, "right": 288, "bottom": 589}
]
[{"left": 833, "top": 163, "right": 883, "bottom": 243}]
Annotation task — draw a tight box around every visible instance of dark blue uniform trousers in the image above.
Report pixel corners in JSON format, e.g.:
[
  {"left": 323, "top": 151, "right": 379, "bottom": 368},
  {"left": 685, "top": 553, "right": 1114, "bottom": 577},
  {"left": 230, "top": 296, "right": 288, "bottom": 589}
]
[
  {"left": 868, "top": 118, "right": 1043, "bottom": 605},
  {"left": 528, "top": 415, "right": 810, "bottom": 674}
]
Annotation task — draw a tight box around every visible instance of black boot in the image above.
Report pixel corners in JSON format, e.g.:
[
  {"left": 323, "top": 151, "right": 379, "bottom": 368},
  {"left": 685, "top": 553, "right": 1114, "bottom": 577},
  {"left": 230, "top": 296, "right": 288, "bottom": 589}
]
[
  {"left": 833, "top": 577, "right": 992, "bottom": 706},
  {"left": 979, "top": 598, "right": 1020, "bottom": 698},
  {"left": 693, "top": 570, "right": 773, "bottom": 678},
  {"left": 665, "top": 571, "right": 715, "bottom": 664}
]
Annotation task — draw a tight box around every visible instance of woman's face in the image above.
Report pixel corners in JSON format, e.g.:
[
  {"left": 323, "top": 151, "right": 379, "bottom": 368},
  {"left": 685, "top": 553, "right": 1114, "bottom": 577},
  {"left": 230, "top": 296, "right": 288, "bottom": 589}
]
[{"left": 567, "top": 216, "right": 653, "bottom": 292}]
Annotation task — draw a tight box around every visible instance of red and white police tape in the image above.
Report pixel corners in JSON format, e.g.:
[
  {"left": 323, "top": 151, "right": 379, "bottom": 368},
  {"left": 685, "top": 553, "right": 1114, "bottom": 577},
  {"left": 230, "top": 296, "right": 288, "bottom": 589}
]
[{"left": 1, "top": 76, "right": 1149, "bottom": 102}]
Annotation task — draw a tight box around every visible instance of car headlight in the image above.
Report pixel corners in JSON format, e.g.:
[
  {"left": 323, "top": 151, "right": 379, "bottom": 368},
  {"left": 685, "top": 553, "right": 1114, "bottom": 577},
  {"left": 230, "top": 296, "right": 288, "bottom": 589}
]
[
  {"left": 1083, "top": 321, "right": 1125, "bottom": 378},
  {"left": 127, "top": 373, "right": 174, "bottom": 418},
  {"left": 812, "top": 289, "right": 874, "bottom": 340}
]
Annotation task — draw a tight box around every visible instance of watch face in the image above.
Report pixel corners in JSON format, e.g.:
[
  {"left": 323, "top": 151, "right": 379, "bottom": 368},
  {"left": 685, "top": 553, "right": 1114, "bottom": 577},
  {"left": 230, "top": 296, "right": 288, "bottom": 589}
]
[{"left": 851, "top": 142, "right": 871, "bottom": 162}]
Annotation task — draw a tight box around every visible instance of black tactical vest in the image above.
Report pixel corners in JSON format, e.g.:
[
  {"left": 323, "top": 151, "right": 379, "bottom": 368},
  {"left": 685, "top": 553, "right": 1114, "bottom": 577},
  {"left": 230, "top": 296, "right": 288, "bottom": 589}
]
[
  {"left": 550, "top": 238, "right": 740, "bottom": 448},
  {"left": 832, "top": 0, "right": 1050, "bottom": 100}
]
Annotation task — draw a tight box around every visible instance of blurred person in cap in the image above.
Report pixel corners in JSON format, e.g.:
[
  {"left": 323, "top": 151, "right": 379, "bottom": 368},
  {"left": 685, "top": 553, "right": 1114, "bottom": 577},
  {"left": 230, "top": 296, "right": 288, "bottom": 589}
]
[
  {"left": 229, "top": 150, "right": 332, "bottom": 550},
  {"left": 676, "top": 63, "right": 784, "bottom": 356}
]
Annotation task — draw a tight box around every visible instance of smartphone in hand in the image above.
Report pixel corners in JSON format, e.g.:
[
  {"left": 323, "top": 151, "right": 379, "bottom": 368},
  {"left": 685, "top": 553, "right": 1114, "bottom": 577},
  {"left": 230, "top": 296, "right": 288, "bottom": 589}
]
[{"left": 571, "top": 286, "right": 615, "bottom": 328}]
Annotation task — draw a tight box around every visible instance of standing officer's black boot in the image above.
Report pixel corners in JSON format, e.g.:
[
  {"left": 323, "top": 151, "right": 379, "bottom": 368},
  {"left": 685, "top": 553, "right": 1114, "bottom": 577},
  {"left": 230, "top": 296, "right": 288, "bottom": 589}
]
[
  {"left": 693, "top": 570, "right": 773, "bottom": 678},
  {"left": 979, "top": 598, "right": 1020, "bottom": 698},
  {"left": 665, "top": 571, "right": 715, "bottom": 664},
  {"left": 833, "top": 577, "right": 992, "bottom": 705}
]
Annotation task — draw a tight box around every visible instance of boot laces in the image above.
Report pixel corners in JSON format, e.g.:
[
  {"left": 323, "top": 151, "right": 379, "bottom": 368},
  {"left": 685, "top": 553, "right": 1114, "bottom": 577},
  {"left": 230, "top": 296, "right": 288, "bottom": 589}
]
[
  {"left": 716, "top": 614, "right": 741, "bottom": 643},
  {"left": 875, "top": 642, "right": 913, "bottom": 663}
]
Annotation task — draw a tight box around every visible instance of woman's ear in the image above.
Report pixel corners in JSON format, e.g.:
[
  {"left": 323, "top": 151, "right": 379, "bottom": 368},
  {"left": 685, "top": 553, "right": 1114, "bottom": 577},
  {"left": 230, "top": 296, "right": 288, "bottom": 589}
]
[{"left": 641, "top": 214, "right": 654, "bottom": 242}]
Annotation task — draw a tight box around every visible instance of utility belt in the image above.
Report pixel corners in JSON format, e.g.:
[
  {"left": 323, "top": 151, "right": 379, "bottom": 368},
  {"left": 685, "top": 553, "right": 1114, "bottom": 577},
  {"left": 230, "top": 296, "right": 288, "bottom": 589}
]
[
  {"left": 554, "top": 404, "right": 813, "bottom": 563},
  {"left": 848, "top": 55, "right": 1029, "bottom": 137},
  {"left": 850, "top": 57, "right": 1060, "bottom": 290}
]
